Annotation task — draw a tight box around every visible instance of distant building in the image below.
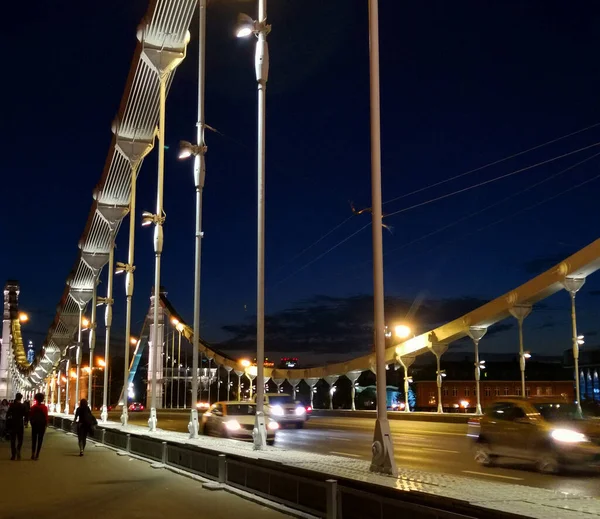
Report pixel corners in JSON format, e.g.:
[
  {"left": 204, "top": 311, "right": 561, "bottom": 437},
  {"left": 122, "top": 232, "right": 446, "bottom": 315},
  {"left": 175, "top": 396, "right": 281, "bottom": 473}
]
[
  {"left": 279, "top": 357, "right": 299, "bottom": 369},
  {"left": 414, "top": 380, "right": 574, "bottom": 411},
  {"left": 564, "top": 346, "right": 600, "bottom": 404},
  {"left": 26, "top": 341, "right": 35, "bottom": 364}
]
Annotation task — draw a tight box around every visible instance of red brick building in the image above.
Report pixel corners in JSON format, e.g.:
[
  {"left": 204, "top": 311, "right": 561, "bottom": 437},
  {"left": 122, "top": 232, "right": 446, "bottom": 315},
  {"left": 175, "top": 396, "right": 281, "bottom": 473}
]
[{"left": 414, "top": 380, "right": 575, "bottom": 411}]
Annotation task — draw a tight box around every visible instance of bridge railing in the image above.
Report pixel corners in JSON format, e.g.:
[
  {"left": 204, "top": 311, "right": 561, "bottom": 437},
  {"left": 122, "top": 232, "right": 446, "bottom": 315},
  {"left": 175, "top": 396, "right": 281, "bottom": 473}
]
[{"left": 49, "top": 415, "right": 522, "bottom": 519}]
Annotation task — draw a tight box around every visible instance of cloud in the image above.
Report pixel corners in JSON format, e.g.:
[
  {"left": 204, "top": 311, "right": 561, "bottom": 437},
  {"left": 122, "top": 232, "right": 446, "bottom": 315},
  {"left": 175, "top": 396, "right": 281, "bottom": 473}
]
[
  {"left": 218, "top": 294, "right": 497, "bottom": 357},
  {"left": 522, "top": 251, "right": 576, "bottom": 275}
]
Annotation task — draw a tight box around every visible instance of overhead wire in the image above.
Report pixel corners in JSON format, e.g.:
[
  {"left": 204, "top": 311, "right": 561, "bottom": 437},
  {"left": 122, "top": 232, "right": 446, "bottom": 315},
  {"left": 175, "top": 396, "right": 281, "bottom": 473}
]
[
  {"left": 383, "top": 121, "right": 600, "bottom": 206},
  {"left": 384, "top": 141, "right": 600, "bottom": 218},
  {"left": 272, "top": 144, "right": 600, "bottom": 286}
]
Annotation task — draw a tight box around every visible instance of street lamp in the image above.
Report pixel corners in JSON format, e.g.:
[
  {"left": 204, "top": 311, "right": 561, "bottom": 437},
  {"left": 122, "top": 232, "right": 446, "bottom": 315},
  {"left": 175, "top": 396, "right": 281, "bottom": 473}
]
[
  {"left": 236, "top": 0, "right": 271, "bottom": 451},
  {"left": 394, "top": 324, "right": 411, "bottom": 339},
  {"left": 172, "top": 319, "right": 184, "bottom": 409},
  {"left": 509, "top": 304, "right": 532, "bottom": 399},
  {"left": 18, "top": 312, "right": 29, "bottom": 323}
]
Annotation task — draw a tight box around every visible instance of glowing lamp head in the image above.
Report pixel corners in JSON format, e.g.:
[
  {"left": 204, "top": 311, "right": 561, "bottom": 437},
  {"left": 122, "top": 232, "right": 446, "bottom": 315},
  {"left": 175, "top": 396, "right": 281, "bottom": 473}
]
[
  {"left": 394, "top": 324, "right": 411, "bottom": 339},
  {"left": 19, "top": 313, "right": 29, "bottom": 323},
  {"left": 240, "top": 359, "right": 251, "bottom": 368},
  {"left": 236, "top": 13, "right": 255, "bottom": 38}
]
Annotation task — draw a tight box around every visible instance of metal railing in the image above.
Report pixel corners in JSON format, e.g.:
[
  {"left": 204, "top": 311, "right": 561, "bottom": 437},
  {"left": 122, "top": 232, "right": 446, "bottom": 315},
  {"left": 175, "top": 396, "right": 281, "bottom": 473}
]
[{"left": 49, "top": 417, "right": 524, "bottom": 519}]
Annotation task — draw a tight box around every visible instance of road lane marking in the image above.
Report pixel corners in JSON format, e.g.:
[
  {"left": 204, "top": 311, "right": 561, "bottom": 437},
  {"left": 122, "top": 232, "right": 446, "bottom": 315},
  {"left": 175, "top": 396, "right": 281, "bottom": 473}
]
[
  {"left": 462, "top": 470, "right": 524, "bottom": 481},
  {"left": 329, "top": 451, "right": 362, "bottom": 458},
  {"left": 420, "top": 447, "right": 460, "bottom": 454}
]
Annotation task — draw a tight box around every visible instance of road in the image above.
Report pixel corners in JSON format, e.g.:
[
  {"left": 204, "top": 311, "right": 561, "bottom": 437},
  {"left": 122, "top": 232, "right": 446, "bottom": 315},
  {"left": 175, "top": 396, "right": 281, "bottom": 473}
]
[
  {"left": 107, "top": 410, "right": 600, "bottom": 497},
  {"left": 1, "top": 426, "right": 290, "bottom": 519}
]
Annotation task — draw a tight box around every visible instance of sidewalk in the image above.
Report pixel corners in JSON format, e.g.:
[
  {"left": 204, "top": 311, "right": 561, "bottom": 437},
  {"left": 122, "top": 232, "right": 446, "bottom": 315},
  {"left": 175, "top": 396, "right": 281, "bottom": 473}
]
[{"left": 0, "top": 427, "right": 291, "bottom": 519}]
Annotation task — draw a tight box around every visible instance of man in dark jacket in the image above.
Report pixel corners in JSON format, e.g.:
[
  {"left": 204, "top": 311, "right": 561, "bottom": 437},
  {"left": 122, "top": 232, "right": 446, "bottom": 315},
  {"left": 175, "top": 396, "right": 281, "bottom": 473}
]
[{"left": 7, "top": 393, "right": 27, "bottom": 460}]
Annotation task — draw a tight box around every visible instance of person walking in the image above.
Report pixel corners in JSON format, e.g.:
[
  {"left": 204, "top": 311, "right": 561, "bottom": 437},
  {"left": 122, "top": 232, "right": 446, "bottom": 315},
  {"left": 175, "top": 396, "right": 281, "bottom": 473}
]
[
  {"left": 29, "top": 393, "right": 48, "bottom": 460},
  {"left": 0, "top": 399, "right": 8, "bottom": 442},
  {"left": 7, "top": 393, "right": 27, "bottom": 460},
  {"left": 74, "top": 398, "right": 96, "bottom": 456}
]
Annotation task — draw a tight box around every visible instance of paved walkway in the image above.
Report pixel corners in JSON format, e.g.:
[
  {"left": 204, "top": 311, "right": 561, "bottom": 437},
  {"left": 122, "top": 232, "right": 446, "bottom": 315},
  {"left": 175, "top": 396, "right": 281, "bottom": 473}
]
[{"left": 0, "top": 427, "right": 291, "bottom": 519}]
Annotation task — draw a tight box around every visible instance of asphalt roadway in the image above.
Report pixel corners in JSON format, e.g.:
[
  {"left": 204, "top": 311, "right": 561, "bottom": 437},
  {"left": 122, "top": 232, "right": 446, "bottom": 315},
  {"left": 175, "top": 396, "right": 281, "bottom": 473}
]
[
  {"left": 108, "top": 410, "right": 600, "bottom": 497},
  {"left": 0, "top": 426, "right": 290, "bottom": 519}
]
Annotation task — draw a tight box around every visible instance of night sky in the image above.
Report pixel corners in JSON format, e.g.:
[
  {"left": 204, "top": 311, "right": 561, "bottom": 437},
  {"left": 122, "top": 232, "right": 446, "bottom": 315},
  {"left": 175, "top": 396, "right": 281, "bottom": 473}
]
[{"left": 3, "top": 1, "right": 600, "bottom": 365}]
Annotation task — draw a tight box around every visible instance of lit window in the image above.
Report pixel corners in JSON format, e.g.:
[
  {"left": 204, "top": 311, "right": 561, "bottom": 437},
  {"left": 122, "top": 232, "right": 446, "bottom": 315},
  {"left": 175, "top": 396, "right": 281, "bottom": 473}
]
[
  {"left": 452, "top": 387, "right": 458, "bottom": 397},
  {"left": 494, "top": 387, "right": 500, "bottom": 396},
  {"left": 546, "top": 387, "right": 552, "bottom": 396},
  {"left": 442, "top": 387, "right": 448, "bottom": 396},
  {"left": 536, "top": 387, "right": 542, "bottom": 396},
  {"left": 525, "top": 387, "right": 531, "bottom": 397},
  {"left": 504, "top": 387, "right": 510, "bottom": 396},
  {"left": 484, "top": 387, "right": 491, "bottom": 397},
  {"left": 515, "top": 387, "right": 521, "bottom": 396},
  {"left": 464, "top": 387, "right": 470, "bottom": 397}
]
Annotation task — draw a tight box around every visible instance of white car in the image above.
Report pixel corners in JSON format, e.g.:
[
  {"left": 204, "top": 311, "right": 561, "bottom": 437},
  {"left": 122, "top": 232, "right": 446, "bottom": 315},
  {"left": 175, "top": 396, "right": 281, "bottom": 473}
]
[
  {"left": 201, "top": 401, "right": 278, "bottom": 445},
  {"left": 255, "top": 393, "right": 308, "bottom": 429}
]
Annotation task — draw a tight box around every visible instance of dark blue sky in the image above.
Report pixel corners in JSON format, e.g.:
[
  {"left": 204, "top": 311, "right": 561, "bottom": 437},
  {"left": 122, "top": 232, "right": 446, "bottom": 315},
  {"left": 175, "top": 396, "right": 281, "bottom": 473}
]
[{"left": 3, "top": 1, "right": 600, "bottom": 363}]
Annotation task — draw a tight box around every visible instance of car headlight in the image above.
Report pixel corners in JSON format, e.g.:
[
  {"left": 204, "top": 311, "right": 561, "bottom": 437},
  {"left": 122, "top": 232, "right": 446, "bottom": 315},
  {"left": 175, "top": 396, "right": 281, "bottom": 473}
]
[
  {"left": 550, "top": 428, "right": 589, "bottom": 443},
  {"left": 271, "top": 405, "right": 284, "bottom": 416},
  {"left": 295, "top": 406, "right": 306, "bottom": 416},
  {"left": 268, "top": 421, "right": 279, "bottom": 430},
  {"left": 225, "top": 420, "right": 241, "bottom": 432}
]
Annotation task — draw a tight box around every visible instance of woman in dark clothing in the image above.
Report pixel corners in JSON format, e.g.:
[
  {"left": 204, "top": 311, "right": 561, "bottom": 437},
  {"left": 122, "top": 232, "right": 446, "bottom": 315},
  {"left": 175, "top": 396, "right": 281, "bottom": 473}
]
[
  {"left": 74, "top": 398, "right": 96, "bottom": 456},
  {"left": 29, "top": 393, "right": 48, "bottom": 460}
]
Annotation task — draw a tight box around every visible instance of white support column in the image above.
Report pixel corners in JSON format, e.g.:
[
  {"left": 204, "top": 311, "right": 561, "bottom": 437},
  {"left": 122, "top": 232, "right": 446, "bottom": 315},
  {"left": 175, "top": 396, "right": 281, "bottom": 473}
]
[
  {"left": 324, "top": 375, "right": 339, "bottom": 410},
  {"left": 346, "top": 371, "right": 362, "bottom": 411},
  {"left": 430, "top": 342, "right": 448, "bottom": 413},
  {"left": 563, "top": 277, "right": 586, "bottom": 416},
  {"left": 234, "top": 370, "right": 243, "bottom": 401},
  {"left": 288, "top": 378, "right": 301, "bottom": 401},
  {"left": 305, "top": 378, "right": 319, "bottom": 409},
  {"left": 509, "top": 304, "right": 532, "bottom": 398},
  {"left": 397, "top": 356, "right": 415, "bottom": 412},
  {"left": 224, "top": 366, "right": 232, "bottom": 402}
]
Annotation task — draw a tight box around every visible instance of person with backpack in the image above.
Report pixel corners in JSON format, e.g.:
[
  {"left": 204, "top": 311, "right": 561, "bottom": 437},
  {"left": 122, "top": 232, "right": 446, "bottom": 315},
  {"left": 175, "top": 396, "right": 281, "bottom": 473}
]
[
  {"left": 74, "top": 398, "right": 97, "bottom": 456},
  {"left": 29, "top": 393, "right": 48, "bottom": 460},
  {"left": 6, "top": 393, "right": 27, "bottom": 460}
]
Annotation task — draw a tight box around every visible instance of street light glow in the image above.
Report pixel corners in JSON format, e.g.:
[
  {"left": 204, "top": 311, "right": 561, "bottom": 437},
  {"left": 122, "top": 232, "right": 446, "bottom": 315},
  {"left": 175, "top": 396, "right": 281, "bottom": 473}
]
[
  {"left": 97, "top": 358, "right": 106, "bottom": 368},
  {"left": 394, "top": 324, "right": 411, "bottom": 339},
  {"left": 19, "top": 312, "right": 29, "bottom": 323},
  {"left": 171, "top": 317, "right": 180, "bottom": 326},
  {"left": 235, "top": 13, "right": 255, "bottom": 38},
  {"left": 130, "top": 337, "right": 138, "bottom": 345}
]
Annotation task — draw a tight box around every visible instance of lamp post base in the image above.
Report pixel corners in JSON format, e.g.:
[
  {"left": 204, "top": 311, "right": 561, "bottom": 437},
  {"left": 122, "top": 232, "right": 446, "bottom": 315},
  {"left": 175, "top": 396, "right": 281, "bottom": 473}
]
[
  {"left": 65, "top": 404, "right": 70, "bottom": 416},
  {"left": 370, "top": 418, "right": 397, "bottom": 476},
  {"left": 252, "top": 411, "right": 267, "bottom": 450},
  {"left": 121, "top": 408, "right": 128, "bottom": 426},
  {"left": 148, "top": 407, "right": 157, "bottom": 432},
  {"left": 100, "top": 405, "right": 108, "bottom": 424},
  {"left": 188, "top": 408, "right": 199, "bottom": 438}
]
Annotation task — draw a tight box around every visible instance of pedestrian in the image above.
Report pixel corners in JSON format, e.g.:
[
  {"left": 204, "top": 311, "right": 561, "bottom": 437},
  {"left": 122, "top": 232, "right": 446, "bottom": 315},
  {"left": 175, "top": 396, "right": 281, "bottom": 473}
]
[
  {"left": 23, "top": 400, "right": 31, "bottom": 428},
  {"left": 0, "top": 399, "right": 8, "bottom": 441},
  {"left": 29, "top": 393, "right": 48, "bottom": 460},
  {"left": 74, "top": 398, "right": 96, "bottom": 456},
  {"left": 6, "top": 393, "right": 27, "bottom": 460}
]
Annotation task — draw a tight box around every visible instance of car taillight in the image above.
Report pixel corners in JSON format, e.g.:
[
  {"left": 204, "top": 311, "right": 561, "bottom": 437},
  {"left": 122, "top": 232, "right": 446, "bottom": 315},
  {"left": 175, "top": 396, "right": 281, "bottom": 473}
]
[{"left": 306, "top": 406, "right": 312, "bottom": 412}]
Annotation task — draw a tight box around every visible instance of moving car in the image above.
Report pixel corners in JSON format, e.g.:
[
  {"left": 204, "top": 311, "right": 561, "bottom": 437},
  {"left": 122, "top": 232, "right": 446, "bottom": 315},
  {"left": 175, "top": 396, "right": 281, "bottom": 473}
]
[
  {"left": 254, "top": 393, "right": 308, "bottom": 429},
  {"left": 470, "top": 397, "right": 600, "bottom": 474},
  {"left": 128, "top": 402, "right": 144, "bottom": 412},
  {"left": 201, "top": 401, "right": 278, "bottom": 445}
]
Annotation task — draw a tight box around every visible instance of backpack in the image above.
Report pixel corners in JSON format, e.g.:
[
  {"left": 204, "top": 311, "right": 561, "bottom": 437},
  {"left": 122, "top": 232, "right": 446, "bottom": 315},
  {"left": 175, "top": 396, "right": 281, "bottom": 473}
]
[{"left": 30, "top": 406, "right": 46, "bottom": 427}]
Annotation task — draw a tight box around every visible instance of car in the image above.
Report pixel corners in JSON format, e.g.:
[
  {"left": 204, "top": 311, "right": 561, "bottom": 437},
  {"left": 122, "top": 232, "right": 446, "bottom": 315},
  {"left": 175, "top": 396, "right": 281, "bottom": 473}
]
[
  {"left": 128, "top": 402, "right": 144, "bottom": 412},
  {"left": 470, "top": 397, "right": 600, "bottom": 474},
  {"left": 201, "top": 401, "right": 278, "bottom": 445},
  {"left": 254, "top": 393, "right": 308, "bottom": 429}
]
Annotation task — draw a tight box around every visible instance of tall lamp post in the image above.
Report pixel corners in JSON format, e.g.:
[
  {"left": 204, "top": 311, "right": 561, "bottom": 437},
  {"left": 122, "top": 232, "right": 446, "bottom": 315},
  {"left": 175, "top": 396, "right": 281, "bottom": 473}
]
[
  {"left": 365, "top": 0, "right": 396, "bottom": 476},
  {"left": 562, "top": 277, "right": 586, "bottom": 416},
  {"left": 236, "top": 0, "right": 271, "bottom": 450}
]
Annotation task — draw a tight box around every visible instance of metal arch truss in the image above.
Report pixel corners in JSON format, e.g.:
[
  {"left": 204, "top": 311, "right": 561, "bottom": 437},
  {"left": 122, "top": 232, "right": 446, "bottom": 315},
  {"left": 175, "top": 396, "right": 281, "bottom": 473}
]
[{"left": 9, "top": 0, "right": 198, "bottom": 390}]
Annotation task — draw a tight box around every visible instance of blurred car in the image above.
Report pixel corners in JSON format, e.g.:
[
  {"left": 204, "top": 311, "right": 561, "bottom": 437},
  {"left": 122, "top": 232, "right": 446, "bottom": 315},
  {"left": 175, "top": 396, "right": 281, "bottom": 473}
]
[
  {"left": 470, "top": 397, "right": 600, "bottom": 474},
  {"left": 196, "top": 401, "right": 210, "bottom": 411},
  {"left": 201, "top": 401, "right": 278, "bottom": 445},
  {"left": 254, "top": 393, "right": 308, "bottom": 428},
  {"left": 128, "top": 402, "right": 144, "bottom": 412}
]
